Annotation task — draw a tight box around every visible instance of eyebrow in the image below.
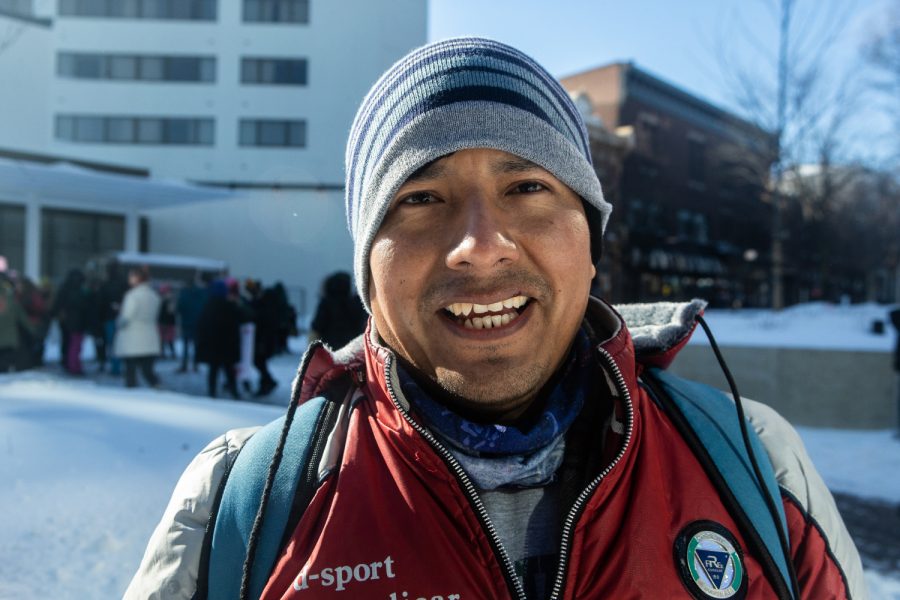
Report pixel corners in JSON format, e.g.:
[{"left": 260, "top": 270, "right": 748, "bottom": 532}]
[
  {"left": 404, "top": 158, "right": 448, "bottom": 183},
  {"left": 490, "top": 156, "right": 544, "bottom": 175}
]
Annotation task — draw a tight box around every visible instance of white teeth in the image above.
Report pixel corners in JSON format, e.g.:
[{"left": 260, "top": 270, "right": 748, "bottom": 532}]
[
  {"left": 445, "top": 295, "right": 529, "bottom": 317},
  {"left": 464, "top": 318, "right": 473, "bottom": 328},
  {"left": 472, "top": 317, "right": 484, "bottom": 329},
  {"left": 491, "top": 315, "right": 502, "bottom": 327},
  {"left": 501, "top": 313, "right": 511, "bottom": 325}
]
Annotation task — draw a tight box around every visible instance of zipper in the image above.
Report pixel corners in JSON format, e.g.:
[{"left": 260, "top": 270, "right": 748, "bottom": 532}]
[
  {"left": 547, "top": 347, "right": 635, "bottom": 600},
  {"left": 382, "top": 355, "right": 528, "bottom": 600}
]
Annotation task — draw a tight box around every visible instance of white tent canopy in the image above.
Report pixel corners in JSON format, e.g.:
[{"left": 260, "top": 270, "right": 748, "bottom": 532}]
[
  {"left": 0, "top": 155, "right": 232, "bottom": 209},
  {"left": 0, "top": 154, "right": 234, "bottom": 280}
]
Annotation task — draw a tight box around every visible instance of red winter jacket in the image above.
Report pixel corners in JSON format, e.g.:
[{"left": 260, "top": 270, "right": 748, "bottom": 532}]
[{"left": 256, "top": 299, "right": 865, "bottom": 600}]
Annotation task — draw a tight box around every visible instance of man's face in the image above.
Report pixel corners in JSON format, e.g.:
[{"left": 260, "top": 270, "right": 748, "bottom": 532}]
[{"left": 369, "top": 148, "right": 596, "bottom": 419}]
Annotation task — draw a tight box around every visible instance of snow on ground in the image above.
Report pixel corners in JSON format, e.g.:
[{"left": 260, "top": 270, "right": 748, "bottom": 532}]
[
  {"left": 690, "top": 302, "right": 898, "bottom": 351},
  {"left": 795, "top": 426, "right": 900, "bottom": 503},
  {"left": 1, "top": 313, "right": 899, "bottom": 598}
]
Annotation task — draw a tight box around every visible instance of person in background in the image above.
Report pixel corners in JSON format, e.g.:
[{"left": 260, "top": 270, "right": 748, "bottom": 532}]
[
  {"left": 228, "top": 277, "right": 256, "bottom": 395},
  {"left": 52, "top": 268, "right": 85, "bottom": 372},
  {"left": 891, "top": 306, "right": 900, "bottom": 436},
  {"left": 157, "top": 283, "right": 178, "bottom": 360},
  {"left": 63, "top": 272, "right": 90, "bottom": 376},
  {"left": 196, "top": 279, "right": 241, "bottom": 399},
  {"left": 14, "top": 275, "right": 49, "bottom": 370},
  {"left": 0, "top": 270, "right": 34, "bottom": 373},
  {"left": 308, "top": 271, "right": 367, "bottom": 350},
  {"left": 176, "top": 276, "right": 206, "bottom": 373},
  {"left": 85, "top": 276, "right": 106, "bottom": 374},
  {"left": 98, "top": 263, "right": 127, "bottom": 375},
  {"left": 270, "top": 282, "right": 296, "bottom": 354},
  {"left": 114, "top": 267, "right": 162, "bottom": 389},
  {"left": 247, "top": 278, "right": 279, "bottom": 397}
]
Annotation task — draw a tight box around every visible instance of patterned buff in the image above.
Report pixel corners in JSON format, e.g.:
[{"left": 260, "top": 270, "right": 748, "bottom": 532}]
[{"left": 398, "top": 330, "right": 596, "bottom": 489}]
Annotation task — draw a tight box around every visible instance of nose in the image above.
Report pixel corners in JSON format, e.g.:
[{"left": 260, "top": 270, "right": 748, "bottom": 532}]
[{"left": 445, "top": 197, "right": 520, "bottom": 271}]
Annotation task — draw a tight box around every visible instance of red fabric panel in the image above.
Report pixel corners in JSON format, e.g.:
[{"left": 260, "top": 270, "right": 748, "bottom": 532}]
[{"left": 784, "top": 496, "right": 851, "bottom": 600}]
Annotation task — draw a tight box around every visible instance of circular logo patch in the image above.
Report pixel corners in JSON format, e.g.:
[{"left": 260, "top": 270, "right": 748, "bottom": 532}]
[{"left": 674, "top": 521, "right": 746, "bottom": 599}]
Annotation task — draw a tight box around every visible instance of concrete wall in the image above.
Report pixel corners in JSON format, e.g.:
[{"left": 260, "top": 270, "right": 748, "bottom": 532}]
[
  {"left": 670, "top": 344, "right": 898, "bottom": 429},
  {"left": 0, "top": 12, "right": 51, "bottom": 153}
]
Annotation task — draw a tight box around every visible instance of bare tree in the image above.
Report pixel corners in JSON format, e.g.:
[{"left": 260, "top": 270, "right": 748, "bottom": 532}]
[
  {"left": 861, "top": 4, "right": 900, "bottom": 164},
  {"left": 710, "top": 0, "right": 867, "bottom": 308}
]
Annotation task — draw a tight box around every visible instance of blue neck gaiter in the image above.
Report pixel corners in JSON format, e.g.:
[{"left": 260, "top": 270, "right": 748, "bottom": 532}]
[{"left": 397, "top": 329, "right": 594, "bottom": 488}]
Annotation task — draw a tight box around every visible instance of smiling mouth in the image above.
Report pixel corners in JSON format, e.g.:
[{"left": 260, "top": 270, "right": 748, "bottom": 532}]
[{"left": 441, "top": 295, "right": 532, "bottom": 329}]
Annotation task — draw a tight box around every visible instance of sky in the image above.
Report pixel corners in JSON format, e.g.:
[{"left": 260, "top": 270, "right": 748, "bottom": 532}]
[{"left": 428, "top": 0, "right": 896, "bottom": 164}]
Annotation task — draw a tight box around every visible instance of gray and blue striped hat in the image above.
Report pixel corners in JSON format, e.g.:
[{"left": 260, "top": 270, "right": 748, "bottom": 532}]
[{"left": 346, "top": 37, "right": 612, "bottom": 311}]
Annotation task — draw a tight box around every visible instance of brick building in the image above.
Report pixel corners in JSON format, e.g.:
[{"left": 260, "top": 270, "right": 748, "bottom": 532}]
[{"left": 562, "top": 62, "right": 774, "bottom": 307}]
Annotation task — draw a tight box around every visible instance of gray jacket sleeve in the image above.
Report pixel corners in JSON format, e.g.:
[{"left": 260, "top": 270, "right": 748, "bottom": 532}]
[
  {"left": 743, "top": 399, "right": 868, "bottom": 600},
  {"left": 123, "top": 427, "right": 259, "bottom": 600}
]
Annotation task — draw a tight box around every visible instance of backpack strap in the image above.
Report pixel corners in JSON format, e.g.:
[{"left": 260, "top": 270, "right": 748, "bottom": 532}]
[
  {"left": 202, "top": 372, "right": 353, "bottom": 600},
  {"left": 642, "top": 367, "right": 796, "bottom": 600}
]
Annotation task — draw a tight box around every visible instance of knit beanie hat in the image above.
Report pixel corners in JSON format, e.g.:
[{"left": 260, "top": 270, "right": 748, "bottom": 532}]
[{"left": 346, "top": 37, "right": 612, "bottom": 312}]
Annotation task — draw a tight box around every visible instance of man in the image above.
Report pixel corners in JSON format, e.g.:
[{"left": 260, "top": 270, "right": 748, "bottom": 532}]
[
  {"left": 126, "top": 38, "right": 865, "bottom": 599},
  {"left": 115, "top": 267, "right": 162, "bottom": 389}
]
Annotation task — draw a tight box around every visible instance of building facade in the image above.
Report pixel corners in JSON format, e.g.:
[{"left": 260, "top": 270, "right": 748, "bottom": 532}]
[
  {"left": 0, "top": 0, "right": 427, "bottom": 313},
  {"left": 563, "top": 63, "right": 774, "bottom": 307}
]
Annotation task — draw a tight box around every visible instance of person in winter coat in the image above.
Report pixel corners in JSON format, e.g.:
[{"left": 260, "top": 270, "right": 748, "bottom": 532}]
[
  {"left": 126, "top": 38, "right": 866, "bottom": 600},
  {"left": 14, "top": 275, "right": 48, "bottom": 370},
  {"left": 308, "top": 271, "right": 367, "bottom": 350},
  {"left": 99, "top": 265, "right": 127, "bottom": 375},
  {"left": 114, "top": 268, "right": 161, "bottom": 388},
  {"left": 0, "top": 273, "right": 34, "bottom": 373},
  {"left": 157, "top": 284, "right": 178, "bottom": 359},
  {"left": 176, "top": 278, "right": 206, "bottom": 373},
  {"left": 247, "top": 279, "right": 279, "bottom": 396},
  {"left": 52, "top": 268, "right": 86, "bottom": 373},
  {"left": 195, "top": 279, "right": 241, "bottom": 399}
]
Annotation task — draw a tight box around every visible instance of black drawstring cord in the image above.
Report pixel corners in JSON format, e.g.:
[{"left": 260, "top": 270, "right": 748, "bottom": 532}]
[
  {"left": 239, "top": 341, "right": 322, "bottom": 600},
  {"left": 695, "top": 315, "right": 801, "bottom": 600}
]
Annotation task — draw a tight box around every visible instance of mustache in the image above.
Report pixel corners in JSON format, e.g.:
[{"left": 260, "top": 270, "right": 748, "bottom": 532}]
[{"left": 420, "top": 269, "right": 552, "bottom": 309}]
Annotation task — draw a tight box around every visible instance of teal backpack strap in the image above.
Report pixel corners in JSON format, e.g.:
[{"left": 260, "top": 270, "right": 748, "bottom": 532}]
[
  {"left": 206, "top": 395, "right": 327, "bottom": 599},
  {"left": 643, "top": 367, "right": 796, "bottom": 600}
]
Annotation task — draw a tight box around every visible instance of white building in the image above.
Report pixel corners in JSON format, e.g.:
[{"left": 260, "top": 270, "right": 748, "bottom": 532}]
[{"left": 0, "top": 0, "right": 427, "bottom": 313}]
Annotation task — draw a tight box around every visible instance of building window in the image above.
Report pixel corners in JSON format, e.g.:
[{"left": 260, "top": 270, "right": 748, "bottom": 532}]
[
  {"left": 0, "top": 0, "right": 34, "bottom": 17},
  {"left": 41, "top": 208, "right": 124, "bottom": 283},
  {"left": 0, "top": 202, "right": 26, "bottom": 274},
  {"left": 241, "top": 57, "right": 307, "bottom": 85},
  {"left": 55, "top": 115, "right": 215, "bottom": 145},
  {"left": 243, "top": 0, "right": 308, "bottom": 23},
  {"left": 239, "top": 119, "right": 306, "bottom": 147},
  {"left": 58, "top": 52, "right": 215, "bottom": 83},
  {"left": 58, "top": 0, "right": 216, "bottom": 20}
]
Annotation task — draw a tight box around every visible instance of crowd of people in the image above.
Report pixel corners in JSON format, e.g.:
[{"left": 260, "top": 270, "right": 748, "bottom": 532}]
[{"left": 0, "top": 263, "right": 334, "bottom": 401}]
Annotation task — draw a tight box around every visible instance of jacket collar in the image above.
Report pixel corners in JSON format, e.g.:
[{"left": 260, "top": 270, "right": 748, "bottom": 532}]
[{"left": 296, "top": 297, "right": 704, "bottom": 410}]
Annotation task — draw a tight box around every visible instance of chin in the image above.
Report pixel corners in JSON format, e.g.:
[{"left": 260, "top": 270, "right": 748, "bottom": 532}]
[{"left": 435, "top": 364, "right": 545, "bottom": 414}]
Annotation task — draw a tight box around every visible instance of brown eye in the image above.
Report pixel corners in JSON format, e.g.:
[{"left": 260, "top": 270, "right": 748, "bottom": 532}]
[
  {"left": 511, "top": 181, "right": 546, "bottom": 194},
  {"left": 400, "top": 192, "right": 439, "bottom": 205}
]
